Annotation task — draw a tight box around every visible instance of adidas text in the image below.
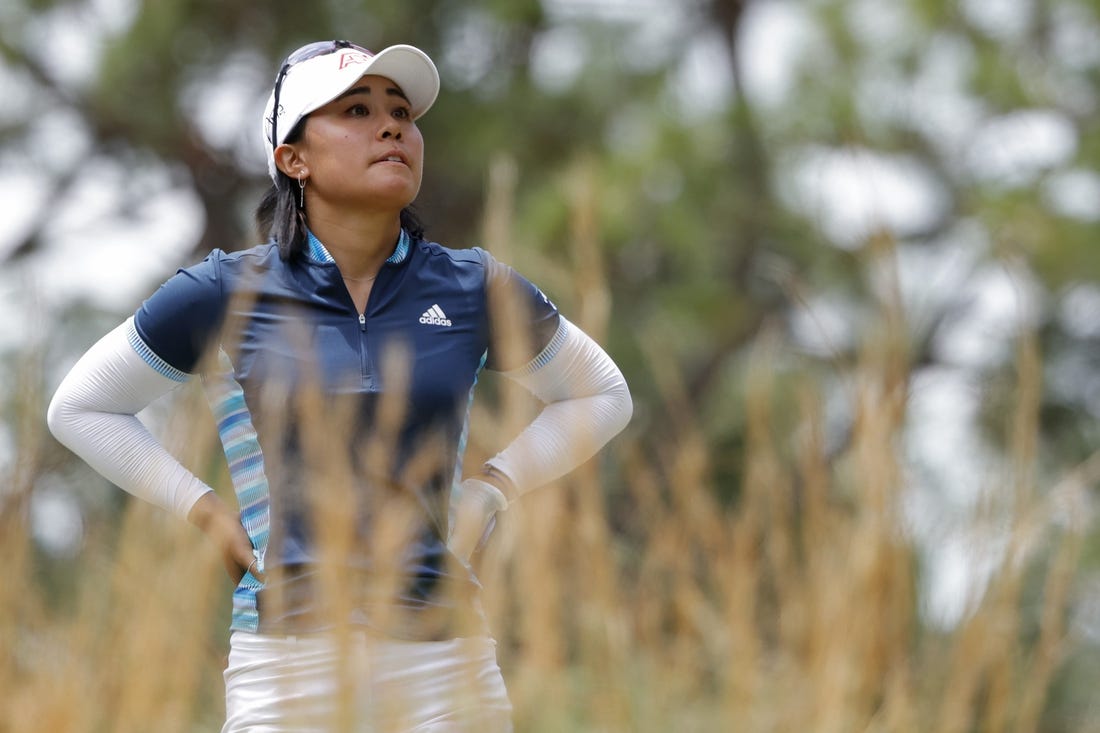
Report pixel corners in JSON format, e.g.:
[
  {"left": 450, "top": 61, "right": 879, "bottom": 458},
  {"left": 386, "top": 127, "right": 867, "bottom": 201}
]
[{"left": 419, "top": 304, "right": 452, "bottom": 327}]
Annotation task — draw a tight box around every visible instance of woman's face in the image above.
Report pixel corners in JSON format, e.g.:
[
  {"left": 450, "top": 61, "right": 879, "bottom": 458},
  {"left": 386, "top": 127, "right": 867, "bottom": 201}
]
[{"left": 286, "top": 74, "right": 425, "bottom": 213}]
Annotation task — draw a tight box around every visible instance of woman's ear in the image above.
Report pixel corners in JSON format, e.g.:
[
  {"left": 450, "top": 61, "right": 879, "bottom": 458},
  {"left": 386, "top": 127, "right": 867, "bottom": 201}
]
[{"left": 274, "top": 143, "right": 308, "bottom": 180}]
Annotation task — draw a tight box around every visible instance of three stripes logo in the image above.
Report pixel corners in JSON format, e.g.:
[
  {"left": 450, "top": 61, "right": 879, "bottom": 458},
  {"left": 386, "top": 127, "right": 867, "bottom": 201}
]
[{"left": 419, "top": 304, "right": 452, "bottom": 327}]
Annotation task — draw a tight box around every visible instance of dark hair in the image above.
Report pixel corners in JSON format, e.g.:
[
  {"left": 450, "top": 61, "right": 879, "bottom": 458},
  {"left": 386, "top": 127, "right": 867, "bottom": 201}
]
[{"left": 254, "top": 120, "right": 426, "bottom": 260}]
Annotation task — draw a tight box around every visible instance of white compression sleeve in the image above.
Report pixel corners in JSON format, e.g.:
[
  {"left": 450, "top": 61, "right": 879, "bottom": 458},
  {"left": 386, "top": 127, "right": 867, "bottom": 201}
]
[
  {"left": 46, "top": 318, "right": 214, "bottom": 519},
  {"left": 485, "top": 317, "right": 632, "bottom": 498}
]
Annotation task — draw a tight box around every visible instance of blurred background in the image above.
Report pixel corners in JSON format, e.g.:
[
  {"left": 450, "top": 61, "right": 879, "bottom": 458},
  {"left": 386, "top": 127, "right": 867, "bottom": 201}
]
[{"left": 2, "top": 0, "right": 1099, "bottom": 730}]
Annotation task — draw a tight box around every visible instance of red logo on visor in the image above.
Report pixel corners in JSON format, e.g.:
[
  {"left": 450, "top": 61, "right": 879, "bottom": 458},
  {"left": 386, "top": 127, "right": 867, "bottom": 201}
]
[{"left": 338, "top": 51, "right": 373, "bottom": 69}]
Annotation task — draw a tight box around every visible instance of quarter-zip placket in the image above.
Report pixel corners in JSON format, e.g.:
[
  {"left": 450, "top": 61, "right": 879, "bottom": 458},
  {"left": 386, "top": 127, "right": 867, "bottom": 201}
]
[{"left": 357, "top": 310, "right": 370, "bottom": 385}]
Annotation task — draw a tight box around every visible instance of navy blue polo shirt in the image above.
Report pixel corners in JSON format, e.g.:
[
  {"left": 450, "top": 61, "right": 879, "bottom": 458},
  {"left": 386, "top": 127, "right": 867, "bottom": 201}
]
[{"left": 131, "top": 230, "right": 561, "bottom": 636}]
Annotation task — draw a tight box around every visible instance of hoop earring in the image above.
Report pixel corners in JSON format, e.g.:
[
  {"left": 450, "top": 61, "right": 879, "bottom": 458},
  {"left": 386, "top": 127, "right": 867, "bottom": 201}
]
[{"left": 298, "top": 175, "right": 306, "bottom": 209}]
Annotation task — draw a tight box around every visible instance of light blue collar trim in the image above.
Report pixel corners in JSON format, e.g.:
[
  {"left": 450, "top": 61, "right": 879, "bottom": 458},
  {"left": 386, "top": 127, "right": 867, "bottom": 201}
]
[{"left": 306, "top": 228, "right": 411, "bottom": 266}]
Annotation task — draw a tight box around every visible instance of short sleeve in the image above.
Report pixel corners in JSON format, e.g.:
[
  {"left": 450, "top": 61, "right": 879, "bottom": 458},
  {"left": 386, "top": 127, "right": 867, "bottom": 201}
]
[
  {"left": 133, "top": 250, "right": 229, "bottom": 375},
  {"left": 477, "top": 248, "right": 561, "bottom": 373}
]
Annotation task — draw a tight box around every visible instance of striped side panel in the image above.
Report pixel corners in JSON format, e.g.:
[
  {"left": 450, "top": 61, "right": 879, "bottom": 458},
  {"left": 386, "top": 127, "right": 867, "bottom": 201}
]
[
  {"left": 451, "top": 350, "right": 489, "bottom": 497},
  {"left": 203, "top": 349, "right": 270, "bottom": 632}
]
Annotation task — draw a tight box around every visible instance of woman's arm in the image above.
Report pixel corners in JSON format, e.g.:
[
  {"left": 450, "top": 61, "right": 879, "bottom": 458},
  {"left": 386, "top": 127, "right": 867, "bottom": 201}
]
[
  {"left": 47, "top": 319, "right": 211, "bottom": 517},
  {"left": 484, "top": 317, "right": 632, "bottom": 494},
  {"left": 449, "top": 317, "right": 632, "bottom": 560},
  {"left": 47, "top": 319, "right": 257, "bottom": 580}
]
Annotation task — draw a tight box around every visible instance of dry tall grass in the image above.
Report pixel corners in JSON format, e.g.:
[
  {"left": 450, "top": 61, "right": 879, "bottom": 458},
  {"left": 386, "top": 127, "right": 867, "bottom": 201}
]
[{"left": 2, "top": 167, "right": 1095, "bottom": 731}]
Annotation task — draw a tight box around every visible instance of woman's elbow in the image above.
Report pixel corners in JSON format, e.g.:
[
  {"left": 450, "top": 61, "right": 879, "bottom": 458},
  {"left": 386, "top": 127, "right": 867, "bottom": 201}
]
[
  {"left": 608, "top": 379, "right": 633, "bottom": 437},
  {"left": 46, "top": 389, "right": 71, "bottom": 444},
  {"left": 45, "top": 384, "right": 86, "bottom": 449}
]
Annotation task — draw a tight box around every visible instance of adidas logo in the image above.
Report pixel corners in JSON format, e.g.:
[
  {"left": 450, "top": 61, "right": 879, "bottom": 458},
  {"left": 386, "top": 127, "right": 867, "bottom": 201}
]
[{"left": 419, "top": 304, "right": 452, "bottom": 327}]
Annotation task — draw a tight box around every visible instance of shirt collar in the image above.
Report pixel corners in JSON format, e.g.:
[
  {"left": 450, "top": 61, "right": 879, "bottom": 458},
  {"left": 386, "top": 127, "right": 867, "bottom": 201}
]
[{"left": 306, "top": 228, "right": 411, "bottom": 266}]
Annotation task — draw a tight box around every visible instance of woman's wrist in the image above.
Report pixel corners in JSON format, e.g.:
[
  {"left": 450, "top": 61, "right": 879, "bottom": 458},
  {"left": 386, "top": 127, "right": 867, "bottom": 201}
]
[
  {"left": 186, "top": 491, "right": 258, "bottom": 581},
  {"left": 186, "top": 490, "right": 230, "bottom": 533},
  {"left": 475, "top": 464, "right": 517, "bottom": 504}
]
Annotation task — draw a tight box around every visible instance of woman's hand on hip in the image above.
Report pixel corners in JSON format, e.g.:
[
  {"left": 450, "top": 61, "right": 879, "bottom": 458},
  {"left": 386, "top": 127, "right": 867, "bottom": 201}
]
[
  {"left": 187, "top": 491, "right": 262, "bottom": 584},
  {"left": 448, "top": 478, "right": 508, "bottom": 565}
]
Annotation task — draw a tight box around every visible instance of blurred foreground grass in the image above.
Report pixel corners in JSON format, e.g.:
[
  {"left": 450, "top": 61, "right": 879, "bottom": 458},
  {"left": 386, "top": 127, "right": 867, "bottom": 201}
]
[
  {"left": 2, "top": 319, "right": 1096, "bottom": 733},
  {"left": 2, "top": 173, "right": 1097, "bottom": 731}
]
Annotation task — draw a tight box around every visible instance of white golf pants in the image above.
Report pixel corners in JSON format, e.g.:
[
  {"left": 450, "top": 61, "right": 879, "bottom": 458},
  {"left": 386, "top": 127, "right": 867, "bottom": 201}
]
[{"left": 221, "top": 630, "right": 513, "bottom": 732}]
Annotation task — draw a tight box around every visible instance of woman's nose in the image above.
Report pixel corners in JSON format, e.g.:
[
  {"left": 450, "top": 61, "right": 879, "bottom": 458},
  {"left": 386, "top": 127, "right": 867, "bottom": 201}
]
[{"left": 380, "top": 122, "right": 402, "bottom": 140}]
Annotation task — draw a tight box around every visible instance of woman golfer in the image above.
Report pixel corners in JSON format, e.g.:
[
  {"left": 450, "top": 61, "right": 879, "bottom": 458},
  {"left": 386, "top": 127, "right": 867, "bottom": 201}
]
[{"left": 48, "top": 39, "right": 631, "bottom": 732}]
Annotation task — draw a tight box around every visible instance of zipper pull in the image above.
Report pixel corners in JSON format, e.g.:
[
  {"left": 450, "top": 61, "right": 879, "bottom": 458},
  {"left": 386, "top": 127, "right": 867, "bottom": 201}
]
[{"left": 358, "top": 313, "right": 366, "bottom": 331}]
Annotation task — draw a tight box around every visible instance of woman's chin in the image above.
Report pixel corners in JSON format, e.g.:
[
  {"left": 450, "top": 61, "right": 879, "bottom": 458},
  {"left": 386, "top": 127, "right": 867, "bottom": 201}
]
[{"left": 364, "top": 179, "right": 420, "bottom": 209}]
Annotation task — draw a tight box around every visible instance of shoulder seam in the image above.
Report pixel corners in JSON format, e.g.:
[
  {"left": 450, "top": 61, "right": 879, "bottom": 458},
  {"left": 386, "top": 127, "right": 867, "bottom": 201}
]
[{"left": 418, "top": 240, "right": 487, "bottom": 267}]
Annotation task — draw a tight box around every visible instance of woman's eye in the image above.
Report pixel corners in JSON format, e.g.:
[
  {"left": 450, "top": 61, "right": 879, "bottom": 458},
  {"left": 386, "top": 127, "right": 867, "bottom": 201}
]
[
  {"left": 393, "top": 106, "right": 411, "bottom": 120},
  {"left": 348, "top": 104, "right": 368, "bottom": 116}
]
